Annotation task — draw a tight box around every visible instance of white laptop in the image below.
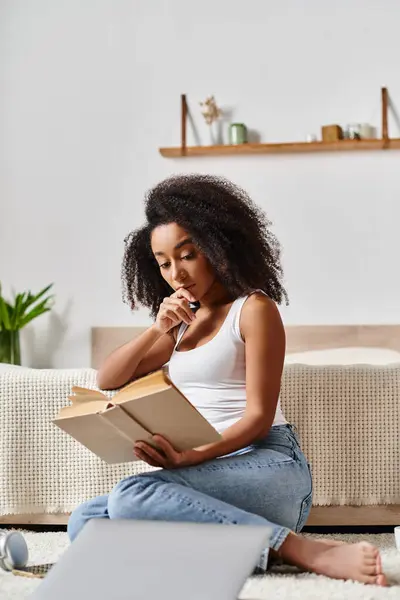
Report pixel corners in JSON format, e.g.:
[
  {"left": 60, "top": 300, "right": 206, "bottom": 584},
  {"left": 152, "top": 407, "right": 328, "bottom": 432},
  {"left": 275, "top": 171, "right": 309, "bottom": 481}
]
[{"left": 32, "top": 519, "right": 270, "bottom": 600}]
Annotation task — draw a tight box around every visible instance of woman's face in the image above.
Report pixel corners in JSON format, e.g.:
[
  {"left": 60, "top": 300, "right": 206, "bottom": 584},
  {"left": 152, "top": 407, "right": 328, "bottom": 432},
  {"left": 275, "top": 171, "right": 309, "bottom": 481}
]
[{"left": 150, "top": 223, "right": 216, "bottom": 300}]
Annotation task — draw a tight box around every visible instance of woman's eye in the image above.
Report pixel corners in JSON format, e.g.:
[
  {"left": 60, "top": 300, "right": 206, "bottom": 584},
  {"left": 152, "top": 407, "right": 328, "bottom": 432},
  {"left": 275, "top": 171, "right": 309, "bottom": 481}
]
[
  {"left": 182, "top": 252, "right": 195, "bottom": 261},
  {"left": 159, "top": 262, "right": 170, "bottom": 270}
]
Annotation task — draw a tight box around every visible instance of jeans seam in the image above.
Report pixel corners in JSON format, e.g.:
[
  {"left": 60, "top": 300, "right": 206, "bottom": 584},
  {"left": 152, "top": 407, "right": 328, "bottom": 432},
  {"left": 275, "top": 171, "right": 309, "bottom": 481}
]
[
  {"left": 194, "top": 457, "right": 295, "bottom": 473},
  {"left": 128, "top": 478, "right": 243, "bottom": 525},
  {"left": 295, "top": 464, "right": 313, "bottom": 531},
  {"left": 295, "top": 489, "right": 312, "bottom": 532}
]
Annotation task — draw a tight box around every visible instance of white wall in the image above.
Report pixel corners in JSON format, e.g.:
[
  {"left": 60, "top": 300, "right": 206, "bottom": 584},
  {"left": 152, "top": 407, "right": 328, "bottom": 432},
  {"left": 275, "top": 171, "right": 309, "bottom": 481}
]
[{"left": 1, "top": 0, "right": 400, "bottom": 368}]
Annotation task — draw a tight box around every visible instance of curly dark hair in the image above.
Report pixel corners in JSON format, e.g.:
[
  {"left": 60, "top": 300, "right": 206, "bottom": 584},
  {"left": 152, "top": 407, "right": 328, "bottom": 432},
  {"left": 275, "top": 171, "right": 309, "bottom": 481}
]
[{"left": 122, "top": 174, "right": 288, "bottom": 318}]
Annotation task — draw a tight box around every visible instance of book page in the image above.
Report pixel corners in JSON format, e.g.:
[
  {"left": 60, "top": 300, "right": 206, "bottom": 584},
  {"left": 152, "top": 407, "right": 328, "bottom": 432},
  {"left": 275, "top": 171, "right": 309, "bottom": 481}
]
[
  {"left": 113, "top": 369, "right": 170, "bottom": 403},
  {"left": 57, "top": 397, "right": 109, "bottom": 418},
  {"left": 120, "top": 388, "right": 221, "bottom": 450},
  {"left": 71, "top": 386, "right": 107, "bottom": 399}
]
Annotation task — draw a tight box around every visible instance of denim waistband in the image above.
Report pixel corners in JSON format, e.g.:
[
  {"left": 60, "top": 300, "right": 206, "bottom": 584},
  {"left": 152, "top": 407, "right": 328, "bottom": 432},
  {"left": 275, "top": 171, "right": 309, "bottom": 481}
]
[
  {"left": 250, "top": 423, "right": 307, "bottom": 464},
  {"left": 220, "top": 423, "right": 301, "bottom": 460},
  {"left": 257, "top": 423, "right": 299, "bottom": 443}
]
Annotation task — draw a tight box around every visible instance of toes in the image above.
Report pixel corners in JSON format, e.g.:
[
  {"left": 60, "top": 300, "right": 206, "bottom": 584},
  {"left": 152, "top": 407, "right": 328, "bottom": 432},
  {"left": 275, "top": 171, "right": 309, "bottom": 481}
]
[
  {"left": 358, "top": 541, "right": 375, "bottom": 550},
  {"left": 376, "top": 552, "right": 383, "bottom": 575},
  {"left": 363, "top": 563, "right": 377, "bottom": 576},
  {"left": 376, "top": 574, "right": 387, "bottom": 587},
  {"left": 358, "top": 541, "right": 379, "bottom": 558},
  {"left": 363, "top": 575, "right": 379, "bottom": 585}
]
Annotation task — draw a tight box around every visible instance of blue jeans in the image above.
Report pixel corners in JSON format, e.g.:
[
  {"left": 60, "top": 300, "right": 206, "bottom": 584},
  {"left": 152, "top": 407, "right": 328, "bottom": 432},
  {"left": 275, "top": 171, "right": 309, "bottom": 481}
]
[{"left": 68, "top": 424, "right": 312, "bottom": 570}]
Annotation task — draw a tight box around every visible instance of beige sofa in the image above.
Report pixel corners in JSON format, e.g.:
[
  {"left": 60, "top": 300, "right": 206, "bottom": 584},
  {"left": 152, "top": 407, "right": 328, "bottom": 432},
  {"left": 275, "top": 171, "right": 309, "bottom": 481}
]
[{"left": 1, "top": 354, "right": 399, "bottom": 526}]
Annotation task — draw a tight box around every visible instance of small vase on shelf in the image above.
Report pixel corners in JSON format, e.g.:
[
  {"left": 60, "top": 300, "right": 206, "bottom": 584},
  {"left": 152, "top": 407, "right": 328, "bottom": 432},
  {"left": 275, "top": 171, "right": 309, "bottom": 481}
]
[
  {"left": 208, "top": 123, "right": 216, "bottom": 145},
  {"left": 229, "top": 123, "right": 247, "bottom": 145},
  {"left": 0, "top": 329, "right": 21, "bottom": 365},
  {"left": 200, "top": 96, "right": 222, "bottom": 146}
]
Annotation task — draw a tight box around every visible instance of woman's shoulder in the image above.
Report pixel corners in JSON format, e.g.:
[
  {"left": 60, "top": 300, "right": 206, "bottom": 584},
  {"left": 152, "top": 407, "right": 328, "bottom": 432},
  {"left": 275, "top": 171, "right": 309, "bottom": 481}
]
[
  {"left": 242, "top": 290, "right": 277, "bottom": 312},
  {"left": 239, "top": 291, "right": 284, "bottom": 340}
]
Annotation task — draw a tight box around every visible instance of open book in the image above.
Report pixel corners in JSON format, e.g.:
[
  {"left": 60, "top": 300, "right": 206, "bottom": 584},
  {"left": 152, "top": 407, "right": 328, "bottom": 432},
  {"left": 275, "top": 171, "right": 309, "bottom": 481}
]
[{"left": 53, "top": 369, "right": 221, "bottom": 464}]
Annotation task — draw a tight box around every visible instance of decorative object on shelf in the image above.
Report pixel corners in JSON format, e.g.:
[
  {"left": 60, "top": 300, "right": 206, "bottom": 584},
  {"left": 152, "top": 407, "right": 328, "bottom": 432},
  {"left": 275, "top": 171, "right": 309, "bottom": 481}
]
[
  {"left": 0, "top": 283, "right": 54, "bottom": 365},
  {"left": 229, "top": 123, "right": 247, "bottom": 145},
  {"left": 306, "top": 134, "right": 318, "bottom": 142},
  {"left": 199, "top": 96, "right": 222, "bottom": 145},
  {"left": 344, "top": 123, "right": 362, "bottom": 140},
  {"left": 321, "top": 125, "right": 343, "bottom": 142},
  {"left": 359, "top": 123, "right": 376, "bottom": 139},
  {"left": 159, "top": 88, "right": 398, "bottom": 157}
]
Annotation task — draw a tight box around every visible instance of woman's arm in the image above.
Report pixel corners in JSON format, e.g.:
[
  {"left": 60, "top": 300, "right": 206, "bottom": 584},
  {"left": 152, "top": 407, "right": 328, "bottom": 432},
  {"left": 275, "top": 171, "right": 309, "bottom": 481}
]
[
  {"left": 188, "top": 293, "right": 286, "bottom": 463},
  {"left": 97, "top": 287, "right": 196, "bottom": 390},
  {"left": 96, "top": 325, "right": 175, "bottom": 390}
]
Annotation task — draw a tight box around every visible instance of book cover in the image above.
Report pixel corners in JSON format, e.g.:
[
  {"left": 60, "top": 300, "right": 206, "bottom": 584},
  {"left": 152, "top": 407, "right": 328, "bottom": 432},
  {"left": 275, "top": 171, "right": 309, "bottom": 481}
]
[{"left": 53, "top": 370, "right": 221, "bottom": 464}]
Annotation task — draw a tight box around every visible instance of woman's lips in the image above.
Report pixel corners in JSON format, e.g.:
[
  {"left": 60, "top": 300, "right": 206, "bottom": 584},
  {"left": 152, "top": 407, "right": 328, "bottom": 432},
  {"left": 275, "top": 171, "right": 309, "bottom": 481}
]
[
  {"left": 182, "top": 284, "right": 196, "bottom": 299},
  {"left": 179, "top": 284, "right": 194, "bottom": 291}
]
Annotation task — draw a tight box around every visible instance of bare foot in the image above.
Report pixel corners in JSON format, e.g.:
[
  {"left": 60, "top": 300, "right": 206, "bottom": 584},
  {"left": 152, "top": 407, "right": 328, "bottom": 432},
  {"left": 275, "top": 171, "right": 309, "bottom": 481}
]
[
  {"left": 279, "top": 534, "right": 387, "bottom": 586},
  {"left": 311, "top": 542, "right": 387, "bottom": 585},
  {"left": 311, "top": 537, "right": 346, "bottom": 548},
  {"left": 269, "top": 538, "right": 345, "bottom": 571}
]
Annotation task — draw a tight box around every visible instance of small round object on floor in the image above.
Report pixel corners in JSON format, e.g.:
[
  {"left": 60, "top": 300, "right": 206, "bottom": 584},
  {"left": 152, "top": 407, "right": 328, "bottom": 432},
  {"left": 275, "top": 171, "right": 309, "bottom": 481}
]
[{"left": 0, "top": 531, "right": 29, "bottom": 571}]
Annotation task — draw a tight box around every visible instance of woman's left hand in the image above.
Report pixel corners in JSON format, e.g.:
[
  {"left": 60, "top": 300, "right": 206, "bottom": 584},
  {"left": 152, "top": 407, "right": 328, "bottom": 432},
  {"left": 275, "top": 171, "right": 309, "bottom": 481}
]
[{"left": 134, "top": 435, "right": 197, "bottom": 469}]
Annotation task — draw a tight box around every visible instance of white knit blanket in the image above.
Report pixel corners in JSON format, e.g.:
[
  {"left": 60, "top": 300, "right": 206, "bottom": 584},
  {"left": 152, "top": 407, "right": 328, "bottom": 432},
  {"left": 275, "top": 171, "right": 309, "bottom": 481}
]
[
  {"left": 281, "top": 363, "right": 400, "bottom": 506},
  {"left": 0, "top": 367, "right": 155, "bottom": 515},
  {"left": 0, "top": 364, "right": 399, "bottom": 515}
]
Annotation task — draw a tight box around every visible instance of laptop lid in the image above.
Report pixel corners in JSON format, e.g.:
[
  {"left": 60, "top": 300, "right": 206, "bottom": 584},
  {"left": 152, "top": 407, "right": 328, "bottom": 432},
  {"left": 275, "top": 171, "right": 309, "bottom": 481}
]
[{"left": 33, "top": 519, "right": 270, "bottom": 600}]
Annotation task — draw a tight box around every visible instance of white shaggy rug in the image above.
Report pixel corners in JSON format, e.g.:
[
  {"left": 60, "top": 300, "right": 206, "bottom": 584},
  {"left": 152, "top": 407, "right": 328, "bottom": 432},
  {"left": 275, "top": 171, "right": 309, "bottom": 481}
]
[{"left": 0, "top": 531, "right": 399, "bottom": 599}]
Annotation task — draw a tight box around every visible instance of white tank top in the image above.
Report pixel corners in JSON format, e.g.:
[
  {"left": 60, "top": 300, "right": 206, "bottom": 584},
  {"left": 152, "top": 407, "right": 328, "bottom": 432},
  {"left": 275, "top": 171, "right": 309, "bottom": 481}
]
[{"left": 167, "top": 292, "right": 287, "bottom": 434}]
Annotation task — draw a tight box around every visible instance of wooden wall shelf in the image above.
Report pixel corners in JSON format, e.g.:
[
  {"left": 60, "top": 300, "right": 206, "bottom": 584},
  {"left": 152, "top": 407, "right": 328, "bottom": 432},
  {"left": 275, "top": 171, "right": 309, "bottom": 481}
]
[
  {"left": 159, "top": 138, "right": 400, "bottom": 158},
  {"left": 159, "top": 88, "right": 400, "bottom": 158}
]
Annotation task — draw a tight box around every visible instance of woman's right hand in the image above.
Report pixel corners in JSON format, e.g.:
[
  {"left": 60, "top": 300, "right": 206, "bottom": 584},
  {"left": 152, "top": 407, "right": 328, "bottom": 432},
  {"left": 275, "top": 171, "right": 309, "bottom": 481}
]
[{"left": 154, "top": 288, "right": 197, "bottom": 334}]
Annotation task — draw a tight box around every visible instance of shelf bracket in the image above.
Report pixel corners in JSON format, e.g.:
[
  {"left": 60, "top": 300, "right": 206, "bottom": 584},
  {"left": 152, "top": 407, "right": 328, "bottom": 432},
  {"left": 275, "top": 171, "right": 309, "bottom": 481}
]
[
  {"left": 381, "top": 87, "right": 389, "bottom": 149},
  {"left": 181, "top": 94, "right": 187, "bottom": 156}
]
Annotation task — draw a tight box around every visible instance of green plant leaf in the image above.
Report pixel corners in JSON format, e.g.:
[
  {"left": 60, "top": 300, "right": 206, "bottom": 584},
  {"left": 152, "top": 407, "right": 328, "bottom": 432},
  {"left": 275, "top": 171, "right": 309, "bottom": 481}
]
[
  {"left": 11, "top": 293, "right": 24, "bottom": 329},
  {"left": 17, "top": 299, "right": 53, "bottom": 328},
  {"left": 0, "top": 283, "right": 54, "bottom": 331},
  {"left": 0, "top": 297, "right": 11, "bottom": 330},
  {"left": 21, "top": 284, "right": 53, "bottom": 314},
  {"left": 19, "top": 307, "right": 52, "bottom": 329},
  {"left": 6, "top": 302, "right": 15, "bottom": 330}
]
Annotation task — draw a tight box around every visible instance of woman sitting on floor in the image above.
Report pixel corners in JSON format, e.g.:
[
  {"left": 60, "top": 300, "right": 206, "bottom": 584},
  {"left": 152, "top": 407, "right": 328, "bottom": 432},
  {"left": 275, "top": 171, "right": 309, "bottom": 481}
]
[{"left": 68, "top": 174, "right": 386, "bottom": 587}]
